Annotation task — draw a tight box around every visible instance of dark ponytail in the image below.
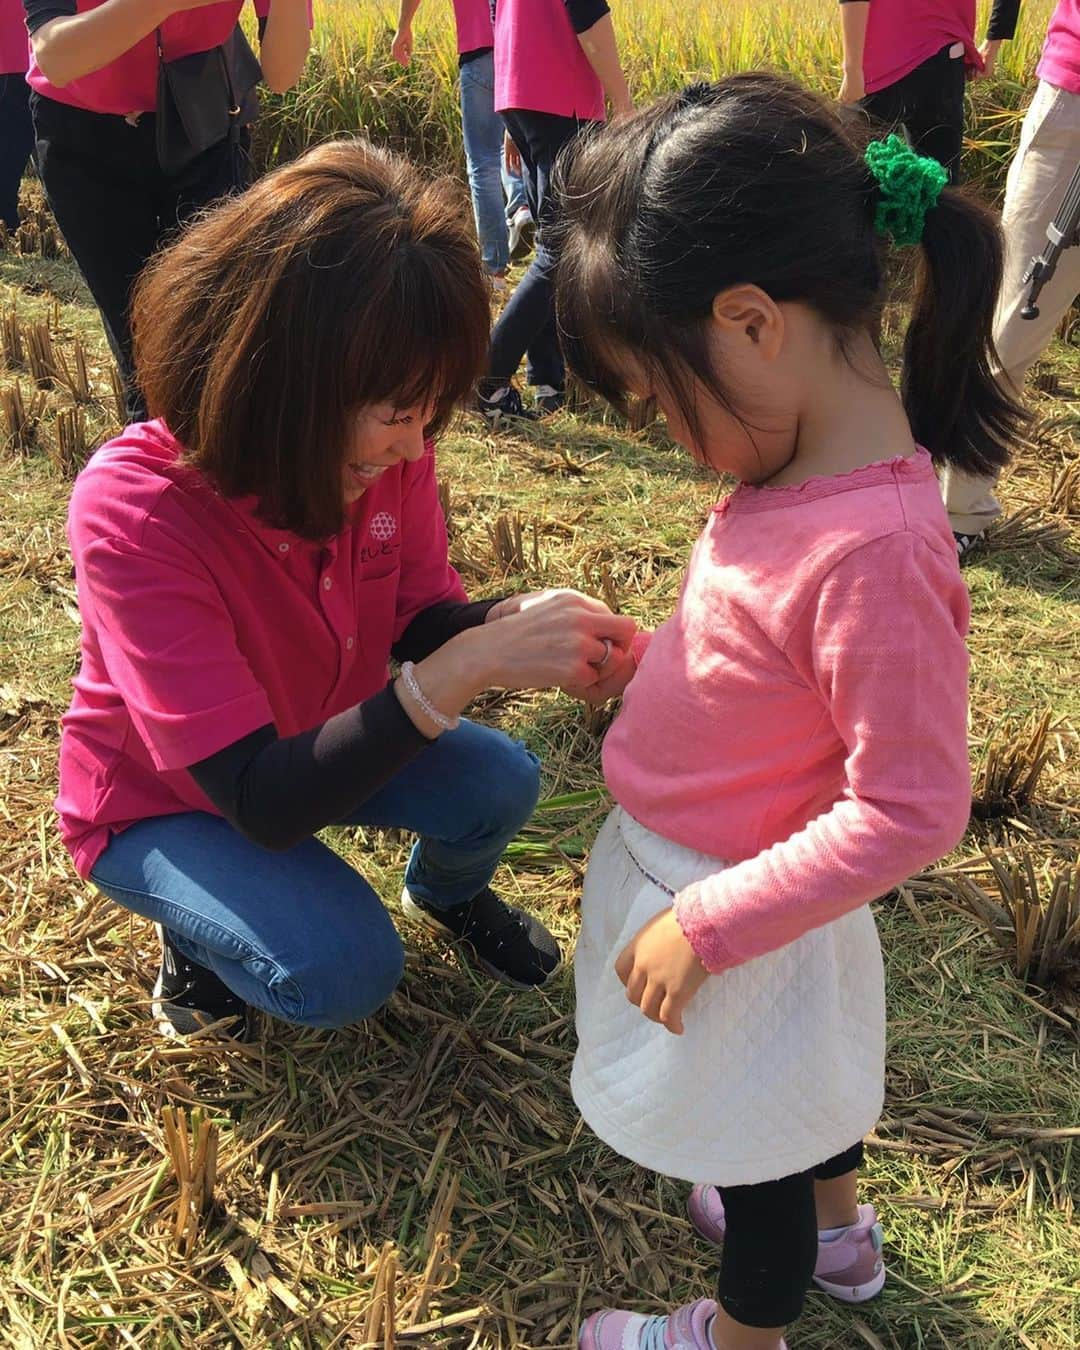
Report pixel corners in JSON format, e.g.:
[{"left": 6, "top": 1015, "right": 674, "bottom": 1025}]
[
  {"left": 904, "top": 189, "right": 1026, "bottom": 475},
  {"left": 555, "top": 73, "right": 1026, "bottom": 476}
]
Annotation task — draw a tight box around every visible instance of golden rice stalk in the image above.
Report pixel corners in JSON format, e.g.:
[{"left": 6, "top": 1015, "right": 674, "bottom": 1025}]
[
  {"left": 1047, "top": 459, "right": 1080, "bottom": 518},
  {"left": 161, "top": 1105, "right": 219, "bottom": 1258},
  {"left": 53, "top": 337, "right": 94, "bottom": 404},
  {"left": 54, "top": 406, "right": 90, "bottom": 477},
  {"left": 949, "top": 853, "right": 1080, "bottom": 1013},
  {"left": 24, "top": 321, "right": 58, "bottom": 390},
  {"left": 1, "top": 382, "right": 45, "bottom": 453},
  {"left": 971, "top": 708, "right": 1053, "bottom": 821},
  {"left": 1, "top": 306, "right": 25, "bottom": 370},
  {"left": 489, "top": 511, "right": 539, "bottom": 573}
]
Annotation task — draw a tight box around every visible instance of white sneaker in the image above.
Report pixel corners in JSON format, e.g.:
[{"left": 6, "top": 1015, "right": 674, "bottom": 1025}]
[{"left": 508, "top": 206, "right": 534, "bottom": 260}]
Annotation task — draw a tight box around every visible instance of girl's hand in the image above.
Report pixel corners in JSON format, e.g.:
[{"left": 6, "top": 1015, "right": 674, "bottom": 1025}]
[
  {"left": 615, "top": 909, "right": 709, "bottom": 1036},
  {"left": 563, "top": 644, "right": 637, "bottom": 705},
  {"left": 839, "top": 66, "right": 864, "bottom": 104}
]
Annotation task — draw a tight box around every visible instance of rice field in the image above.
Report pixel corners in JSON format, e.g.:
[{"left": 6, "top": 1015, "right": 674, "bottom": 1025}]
[{"left": 254, "top": 0, "right": 1055, "bottom": 198}]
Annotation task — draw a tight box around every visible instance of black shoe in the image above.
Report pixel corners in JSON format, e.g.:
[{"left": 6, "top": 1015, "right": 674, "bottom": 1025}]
[
  {"left": 953, "top": 530, "right": 982, "bottom": 563},
  {"left": 153, "top": 925, "right": 251, "bottom": 1039},
  {"left": 533, "top": 384, "right": 566, "bottom": 416},
  {"left": 401, "top": 887, "right": 561, "bottom": 989},
  {"left": 477, "top": 384, "right": 538, "bottom": 424}
]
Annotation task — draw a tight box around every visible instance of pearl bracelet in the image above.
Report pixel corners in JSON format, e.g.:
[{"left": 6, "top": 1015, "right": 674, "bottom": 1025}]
[{"left": 398, "top": 661, "right": 461, "bottom": 733}]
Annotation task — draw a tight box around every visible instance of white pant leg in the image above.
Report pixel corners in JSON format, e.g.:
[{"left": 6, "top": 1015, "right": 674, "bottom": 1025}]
[{"left": 942, "top": 81, "right": 1080, "bottom": 535}]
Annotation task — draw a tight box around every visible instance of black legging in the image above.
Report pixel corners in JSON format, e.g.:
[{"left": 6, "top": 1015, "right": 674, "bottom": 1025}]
[
  {"left": 0, "top": 73, "right": 34, "bottom": 232},
  {"left": 716, "top": 1141, "right": 864, "bottom": 1328}
]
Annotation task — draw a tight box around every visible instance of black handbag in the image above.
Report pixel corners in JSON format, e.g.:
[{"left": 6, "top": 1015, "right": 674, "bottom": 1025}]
[{"left": 155, "top": 25, "right": 262, "bottom": 178}]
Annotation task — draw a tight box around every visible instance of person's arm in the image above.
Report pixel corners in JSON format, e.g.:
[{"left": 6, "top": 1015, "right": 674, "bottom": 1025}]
[
  {"left": 838, "top": 0, "right": 869, "bottom": 104},
  {"left": 978, "top": 0, "right": 1021, "bottom": 79},
  {"left": 257, "top": 0, "right": 311, "bottom": 95},
  {"left": 27, "top": 0, "right": 226, "bottom": 88},
  {"left": 566, "top": 3, "right": 631, "bottom": 117},
  {"left": 190, "top": 589, "right": 637, "bottom": 849},
  {"left": 391, "top": 0, "right": 423, "bottom": 67}
]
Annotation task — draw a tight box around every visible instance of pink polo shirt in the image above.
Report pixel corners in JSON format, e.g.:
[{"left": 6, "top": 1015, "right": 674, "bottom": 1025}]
[
  {"left": 1039, "top": 0, "right": 1080, "bottom": 95},
  {"left": 494, "top": 0, "right": 605, "bottom": 121},
  {"left": 0, "top": 0, "right": 27, "bottom": 75},
  {"left": 604, "top": 451, "right": 972, "bottom": 973},
  {"left": 56, "top": 420, "right": 465, "bottom": 878},
  {"left": 26, "top": 0, "right": 311, "bottom": 117},
  {"left": 452, "top": 0, "right": 493, "bottom": 54},
  {"left": 858, "top": 0, "right": 981, "bottom": 95}
]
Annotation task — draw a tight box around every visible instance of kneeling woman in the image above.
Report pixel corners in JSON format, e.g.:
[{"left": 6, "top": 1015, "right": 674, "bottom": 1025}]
[{"left": 57, "top": 140, "right": 634, "bottom": 1038}]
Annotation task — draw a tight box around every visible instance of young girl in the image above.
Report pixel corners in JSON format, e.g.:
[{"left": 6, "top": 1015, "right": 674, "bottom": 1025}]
[
  {"left": 839, "top": 0, "right": 1020, "bottom": 181},
  {"left": 556, "top": 76, "right": 1023, "bottom": 1350}
]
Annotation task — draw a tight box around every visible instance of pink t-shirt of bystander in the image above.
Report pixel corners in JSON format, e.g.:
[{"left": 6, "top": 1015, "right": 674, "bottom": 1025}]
[
  {"left": 26, "top": 0, "right": 312, "bottom": 117},
  {"left": 56, "top": 420, "right": 466, "bottom": 879},
  {"left": 0, "top": 0, "right": 28, "bottom": 75},
  {"left": 493, "top": 0, "right": 605, "bottom": 121},
  {"left": 1039, "top": 0, "right": 1080, "bottom": 95},
  {"left": 452, "top": 0, "right": 494, "bottom": 54},
  {"left": 603, "top": 450, "right": 972, "bottom": 974},
  {"left": 858, "top": 0, "right": 982, "bottom": 95}
]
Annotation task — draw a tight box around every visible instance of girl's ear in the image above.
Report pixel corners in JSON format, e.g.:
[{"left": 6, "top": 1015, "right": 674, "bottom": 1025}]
[{"left": 710, "top": 285, "right": 784, "bottom": 360}]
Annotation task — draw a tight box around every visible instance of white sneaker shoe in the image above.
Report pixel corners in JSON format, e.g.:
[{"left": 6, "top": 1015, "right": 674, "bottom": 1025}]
[{"left": 508, "top": 206, "right": 534, "bottom": 260}]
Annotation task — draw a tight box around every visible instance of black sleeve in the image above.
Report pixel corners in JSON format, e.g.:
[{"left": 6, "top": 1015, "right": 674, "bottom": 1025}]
[
  {"left": 187, "top": 684, "right": 430, "bottom": 852},
  {"left": 23, "top": 0, "right": 76, "bottom": 33},
  {"left": 565, "top": 0, "right": 610, "bottom": 35},
  {"left": 987, "top": 0, "right": 1020, "bottom": 41},
  {"left": 391, "top": 597, "right": 502, "bottom": 664}
]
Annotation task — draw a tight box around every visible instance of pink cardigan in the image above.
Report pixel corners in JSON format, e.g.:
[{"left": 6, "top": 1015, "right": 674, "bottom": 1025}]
[
  {"left": 493, "top": 0, "right": 605, "bottom": 121},
  {"left": 603, "top": 452, "right": 972, "bottom": 972}
]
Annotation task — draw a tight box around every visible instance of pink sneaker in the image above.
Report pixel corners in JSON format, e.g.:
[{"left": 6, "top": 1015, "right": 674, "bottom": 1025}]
[
  {"left": 579, "top": 1296, "right": 790, "bottom": 1350},
  {"left": 688, "top": 1188, "right": 886, "bottom": 1304}
]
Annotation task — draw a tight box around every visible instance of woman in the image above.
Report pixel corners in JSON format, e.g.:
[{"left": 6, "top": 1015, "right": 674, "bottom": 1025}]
[
  {"left": 23, "top": 0, "right": 312, "bottom": 419},
  {"left": 838, "top": 0, "right": 1019, "bottom": 182},
  {"left": 391, "top": 0, "right": 532, "bottom": 289},
  {"left": 57, "top": 139, "right": 634, "bottom": 1040},
  {"left": 943, "top": 0, "right": 1080, "bottom": 552},
  {"left": 0, "top": 0, "right": 31, "bottom": 233},
  {"left": 478, "top": 0, "right": 632, "bottom": 422}
]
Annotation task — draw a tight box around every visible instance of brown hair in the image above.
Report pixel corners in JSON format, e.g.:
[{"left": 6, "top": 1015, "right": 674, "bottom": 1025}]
[{"left": 132, "top": 139, "right": 490, "bottom": 539}]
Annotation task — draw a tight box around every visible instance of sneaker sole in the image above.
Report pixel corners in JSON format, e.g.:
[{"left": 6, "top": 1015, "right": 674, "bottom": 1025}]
[
  {"left": 400, "top": 889, "right": 560, "bottom": 991},
  {"left": 813, "top": 1266, "right": 886, "bottom": 1302}
]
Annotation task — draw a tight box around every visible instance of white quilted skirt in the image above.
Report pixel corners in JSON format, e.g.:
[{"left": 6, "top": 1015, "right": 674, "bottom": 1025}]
[{"left": 571, "top": 808, "right": 886, "bottom": 1186}]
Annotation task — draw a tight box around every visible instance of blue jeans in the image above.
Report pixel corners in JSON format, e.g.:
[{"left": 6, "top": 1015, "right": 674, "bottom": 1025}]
[
  {"left": 460, "top": 52, "right": 518, "bottom": 275},
  {"left": 488, "top": 109, "right": 590, "bottom": 391},
  {"left": 89, "top": 721, "right": 541, "bottom": 1029}
]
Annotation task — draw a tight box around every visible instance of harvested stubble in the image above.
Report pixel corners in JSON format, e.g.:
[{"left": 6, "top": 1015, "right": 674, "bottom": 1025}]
[
  {"left": 0, "top": 380, "right": 46, "bottom": 453},
  {"left": 971, "top": 708, "right": 1054, "bottom": 821},
  {"left": 53, "top": 404, "right": 91, "bottom": 477},
  {"left": 24, "top": 319, "right": 59, "bottom": 390},
  {"left": 1, "top": 303, "right": 25, "bottom": 369},
  {"left": 944, "top": 853, "right": 1080, "bottom": 1018}
]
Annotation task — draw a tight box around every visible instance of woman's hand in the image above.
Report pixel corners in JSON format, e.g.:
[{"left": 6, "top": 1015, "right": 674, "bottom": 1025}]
[
  {"left": 480, "top": 588, "right": 636, "bottom": 691},
  {"left": 391, "top": 25, "right": 413, "bottom": 67},
  {"left": 974, "top": 38, "right": 1001, "bottom": 81},
  {"left": 563, "top": 643, "right": 637, "bottom": 705},
  {"left": 615, "top": 908, "right": 709, "bottom": 1035},
  {"left": 839, "top": 66, "right": 865, "bottom": 104},
  {"left": 504, "top": 131, "right": 522, "bottom": 178}
]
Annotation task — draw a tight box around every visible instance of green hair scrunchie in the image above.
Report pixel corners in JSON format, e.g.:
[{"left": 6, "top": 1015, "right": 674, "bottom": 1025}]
[{"left": 864, "top": 133, "right": 948, "bottom": 247}]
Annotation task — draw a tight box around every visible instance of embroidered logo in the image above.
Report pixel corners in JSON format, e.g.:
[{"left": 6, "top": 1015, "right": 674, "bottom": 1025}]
[{"left": 369, "top": 511, "right": 397, "bottom": 542}]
